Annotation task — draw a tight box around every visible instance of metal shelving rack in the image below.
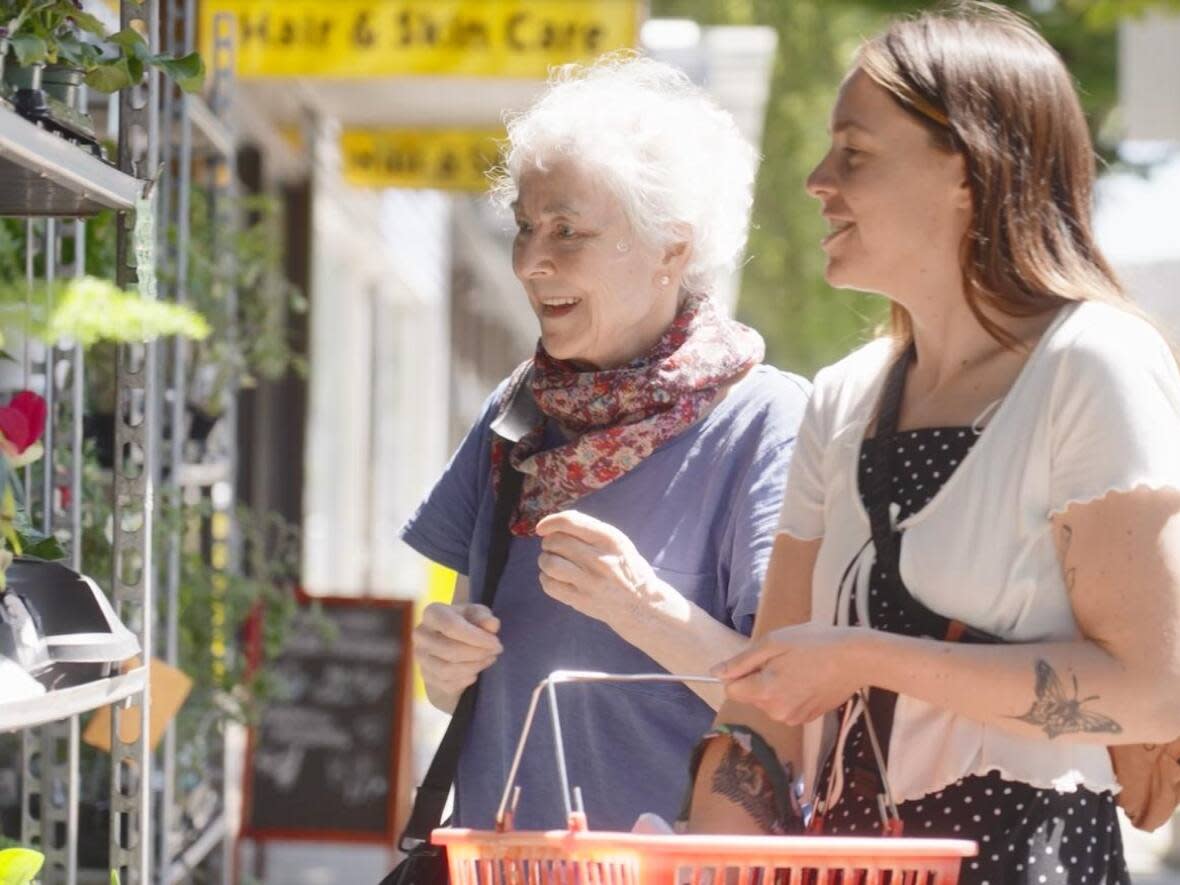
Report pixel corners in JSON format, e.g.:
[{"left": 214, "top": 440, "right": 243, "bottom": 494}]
[
  {"left": 0, "top": 109, "right": 141, "bottom": 215},
  {"left": 1, "top": 670, "right": 150, "bottom": 735},
  {"left": 3, "top": 3, "right": 240, "bottom": 880},
  {"left": 155, "top": 7, "right": 239, "bottom": 885},
  {"left": 1, "top": 2, "right": 156, "bottom": 884},
  {"left": 107, "top": 0, "right": 161, "bottom": 882}
]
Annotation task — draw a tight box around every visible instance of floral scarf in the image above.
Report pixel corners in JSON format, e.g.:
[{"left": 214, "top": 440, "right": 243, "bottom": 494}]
[{"left": 491, "top": 291, "right": 765, "bottom": 536}]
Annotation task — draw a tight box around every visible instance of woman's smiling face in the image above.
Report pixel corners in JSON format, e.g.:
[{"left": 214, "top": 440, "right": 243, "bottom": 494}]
[
  {"left": 512, "top": 159, "right": 682, "bottom": 371},
  {"left": 805, "top": 69, "right": 972, "bottom": 299}
]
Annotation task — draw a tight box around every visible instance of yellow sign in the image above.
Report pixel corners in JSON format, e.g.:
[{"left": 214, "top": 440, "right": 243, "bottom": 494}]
[
  {"left": 199, "top": 0, "right": 641, "bottom": 79},
  {"left": 341, "top": 128, "right": 504, "bottom": 191},
  {"left": 413, "top": 562, "right": 458, "bottom": 699}
]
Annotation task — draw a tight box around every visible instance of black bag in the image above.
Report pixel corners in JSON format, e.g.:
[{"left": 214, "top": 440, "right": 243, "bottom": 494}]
[
  {"left": 379, "top": 441, "right": 525, "bottom": 885},
  {"left": 379, "top": 840, "right": 447, "bottom": 885}
]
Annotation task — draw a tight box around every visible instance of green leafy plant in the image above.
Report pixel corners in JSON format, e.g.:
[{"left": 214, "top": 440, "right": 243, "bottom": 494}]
[
  {"left": 0, "top": 270, "right": 210, "bottom": 418},
  {"left": 42, "top": 275, "right": 209, "bottom": 346},
  {"left": 1, "top": 0, "right": 204, "bottom": 93},
  {"left": 0, "top": 221, "right": 21, "bottom": 290},
  {"left": 177, "top": 190, "right": 308, "bottom": 417},
  {"left": 77, "top": 456, "right": 310, "bottom": 794},
  {"left": 0, "top": 216, "right": 209, "bottom": 418},
  {"left": 0, "top": 275, "right": 209, "bottom": 348},
  {"left": 0, "top": 845, "right": 44, "bottom": 885}
]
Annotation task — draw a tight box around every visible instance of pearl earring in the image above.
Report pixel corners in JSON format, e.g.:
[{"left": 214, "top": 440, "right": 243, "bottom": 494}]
[
  {"left": 658, "top": 274, "right": 671, "bottom": 286},
  {"left": 616, "top": 240, "right": 631, "bottom": 253}
]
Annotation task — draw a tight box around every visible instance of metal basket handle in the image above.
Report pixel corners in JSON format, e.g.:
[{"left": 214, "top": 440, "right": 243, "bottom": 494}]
[
  {"left": 494, "top": 670, "right": 721, "bottom": 831},
  {"left": 494, "top": 671, "right": 904, "bottom": 837}
]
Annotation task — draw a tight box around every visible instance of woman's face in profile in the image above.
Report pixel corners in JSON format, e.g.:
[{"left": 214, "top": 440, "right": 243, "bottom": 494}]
[
  {"left": 805, "top": 69, "right": 972, "bottom": 299},
  {"left": 511, "top": 159, "right": 681, "bottom": 370}
]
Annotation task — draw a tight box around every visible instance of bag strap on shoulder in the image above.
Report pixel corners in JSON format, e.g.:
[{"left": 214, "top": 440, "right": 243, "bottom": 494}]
[{"left": 399, "top": 429, "right": 527, "bottom": 848}]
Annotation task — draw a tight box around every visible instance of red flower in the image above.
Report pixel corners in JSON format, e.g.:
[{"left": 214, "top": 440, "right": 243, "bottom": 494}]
[{"left": 0, "top": 391, "right": 47, "bottom": 455}]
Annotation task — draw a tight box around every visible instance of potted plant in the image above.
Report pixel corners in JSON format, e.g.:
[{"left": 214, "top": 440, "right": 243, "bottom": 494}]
[
  {"left": 1, "top": 1, "right": 204, "bottom": 148},
  {"left": 15, "top": 283, "right": 209, "bottom": 467}
]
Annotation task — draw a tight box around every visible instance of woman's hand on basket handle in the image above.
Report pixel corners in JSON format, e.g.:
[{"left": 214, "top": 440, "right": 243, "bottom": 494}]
[
  {"left": 712, "top": 623, "right": 870, "bottom": 725},
  {"left": 715, "top": 489, "right": 1180, "bottom": 745},
  {"left": 414, "top": 577, "right": 502, "bottom": 713}
]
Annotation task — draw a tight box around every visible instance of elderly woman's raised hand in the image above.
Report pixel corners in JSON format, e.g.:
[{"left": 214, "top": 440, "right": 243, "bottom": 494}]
[
  {"left": 535, "top": 510, "right": 673, "bottom": 631},
  {"left": 414, "top": 602, "right": 503, "bottom": 710},
  {"left": 712, "top": 623, "right": 873, "bottom": 725}
]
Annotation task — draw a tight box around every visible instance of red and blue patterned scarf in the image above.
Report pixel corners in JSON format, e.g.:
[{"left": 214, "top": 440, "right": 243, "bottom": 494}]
[{"left": 491, "top": 291, "right": 764, "bottom": 536}]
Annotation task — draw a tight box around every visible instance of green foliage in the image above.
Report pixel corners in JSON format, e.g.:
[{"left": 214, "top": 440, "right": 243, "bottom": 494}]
[
  {"left": 169, "top": 497, "right": 308, "bottom": 792},
  {"left": 1061, "top": 0, "right": 1180, "bottom": 29},
  {"left": 0, "top": 452, "right": 66, "bottom": 562},
  {"left": 77, "top": 453, "right": 308, "bottom": 792},
  {"left": 0, "top": 213, "right": 119, "bottom": 289},
  {"left": 17, "top": 528, "right": 62, "bottom": 559},
  {"left": 175, "top": 189, "right": 308, "bottom": 415},
  {"left": 0, "top": 1, "right": 205, "bottom": 94},
  {"left": 0, "top": 847, "right": 44, "bottom": 885},
  {"left": 0, "top": 219, "right": 25, "bottom": 289},
  {"left": 0, "top": 277, "right": 207, "bottom": 365},
  {"left": 0, "top": 220, "right": 210, "bottom": 412},
  {"left": 42, "top": 276, "right": 210, "bottom": 346},
  {"left": 650, "top": 0, "right": 1150, "bottom": 375},
  {"left": 0, "top": 195, "right": 306, "bottom": 413},
  {"left": 653, "top": 0, "right": 890, "bottom": 375}
]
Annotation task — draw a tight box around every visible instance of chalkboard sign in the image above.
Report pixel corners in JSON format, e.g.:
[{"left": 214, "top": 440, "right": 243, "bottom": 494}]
[{"left": 243, "top": 594, "right": 413, "bottom": 843}]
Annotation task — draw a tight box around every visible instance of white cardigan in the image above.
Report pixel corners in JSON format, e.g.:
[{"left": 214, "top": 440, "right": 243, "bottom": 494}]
[{"left": 778, "top": 300, "right": 1180, "bottom": 804}]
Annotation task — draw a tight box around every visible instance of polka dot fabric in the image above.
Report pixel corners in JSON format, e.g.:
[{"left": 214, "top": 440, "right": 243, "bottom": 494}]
[
  {"left": 863, "top": 427, "right": 972, "bottom": 523},
  {"left": 815, "top": 427, "right": 1130, "bottom": 885}
]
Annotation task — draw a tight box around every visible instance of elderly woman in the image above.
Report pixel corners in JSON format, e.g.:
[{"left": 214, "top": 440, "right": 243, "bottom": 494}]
[
  {"left": 401, "top": 55, "right": 809, "bottom": 832},
  {"left": 686, "top": 4, "right": 1180, "bottom": 883}
]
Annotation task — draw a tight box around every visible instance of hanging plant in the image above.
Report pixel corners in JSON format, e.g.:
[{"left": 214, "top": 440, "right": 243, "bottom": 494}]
[
  {"left": 0, "top": 273, "right": 210, "bottom": 348},
  {"left": 1, "top": 0, "right": 204, "bottom": 94}
]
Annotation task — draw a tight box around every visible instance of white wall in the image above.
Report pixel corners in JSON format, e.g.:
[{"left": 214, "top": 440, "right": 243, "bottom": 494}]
[{"left": 301, "top": 118, "right": 452, "bottom": 598}]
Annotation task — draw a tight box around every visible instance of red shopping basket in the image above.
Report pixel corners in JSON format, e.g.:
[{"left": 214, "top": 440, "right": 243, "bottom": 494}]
[{"left": 429, "top": 671, "right": 977, "bottom": 885}]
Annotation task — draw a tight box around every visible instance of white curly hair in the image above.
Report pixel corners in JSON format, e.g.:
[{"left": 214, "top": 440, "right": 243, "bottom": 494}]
[{"left": 490, "top": 52, "right": 758, "bottom": 295}]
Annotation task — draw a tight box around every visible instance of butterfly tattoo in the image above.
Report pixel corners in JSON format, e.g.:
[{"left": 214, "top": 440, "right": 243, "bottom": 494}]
[{"left": 1013, "top": 659, "right": 1122, "bottom": 739}]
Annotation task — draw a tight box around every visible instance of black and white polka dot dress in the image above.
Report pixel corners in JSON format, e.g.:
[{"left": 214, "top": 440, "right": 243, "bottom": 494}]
[{"left": 815, "top": 426, "right": 1130, "bottom": 885}]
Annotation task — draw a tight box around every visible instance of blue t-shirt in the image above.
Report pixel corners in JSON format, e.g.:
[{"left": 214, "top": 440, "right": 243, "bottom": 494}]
[{"left": 402, "top": 364, "right": 810, "bottom": 831}]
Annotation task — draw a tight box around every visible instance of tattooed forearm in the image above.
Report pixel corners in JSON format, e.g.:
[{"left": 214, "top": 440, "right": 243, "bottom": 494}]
[
  {"left": 1012, "top": 658, "right": 1122, "bottom": 740},
  {"left": 710, "top": 738, "right": 780, "bottom": 833}
]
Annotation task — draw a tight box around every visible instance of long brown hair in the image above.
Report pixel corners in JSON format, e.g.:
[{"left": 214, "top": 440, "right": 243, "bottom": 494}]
[{"left": 856, "top": 1, "right": 1124, "bottom": 347}]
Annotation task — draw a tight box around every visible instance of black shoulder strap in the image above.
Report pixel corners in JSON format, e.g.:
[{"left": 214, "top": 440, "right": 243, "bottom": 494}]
[
  {"left": 398, "top": 449, "right": 525, "bottom": 848},
  {"left": 859, "top": 343, "right": 1000, "bottom": 775},
  {"left": 863, "top": 343, "right": 912, "bottom": 577}
]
